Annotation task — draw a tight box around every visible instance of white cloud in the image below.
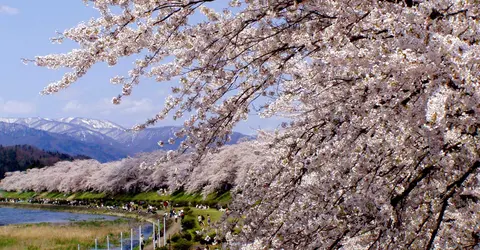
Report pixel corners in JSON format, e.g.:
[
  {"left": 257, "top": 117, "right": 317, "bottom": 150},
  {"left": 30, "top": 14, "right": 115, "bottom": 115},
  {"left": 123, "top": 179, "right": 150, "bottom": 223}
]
[
  {"left": 63, "top": 98, "right": 156, "bottom": 115},
  {"left": 60, "top": 98, "right": 159, "bottom": 127},
  {"left": 62, "top": 100, "right": 86, "bottom": 113},
  {"left": 0, "top": 100, "right": 36, "bottom": 114},
  {"left": 122, "top": 98, "right": 155, "bottom": 113},
  {"left": 0, "top": 5, "right": 19, "bottom": 15}
]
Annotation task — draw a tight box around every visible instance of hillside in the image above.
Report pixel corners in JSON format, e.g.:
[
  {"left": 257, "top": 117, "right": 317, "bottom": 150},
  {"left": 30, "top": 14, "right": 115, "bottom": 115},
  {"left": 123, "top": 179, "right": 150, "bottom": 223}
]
[
  {"left": 0, "top": 118, "right": 251, "bottom": 160},
  {"left": 0, "top": 144, "right": 89, "bottom": 179},
  {"left": 0, "top": 122, "right": 128, "bottom": 162}
]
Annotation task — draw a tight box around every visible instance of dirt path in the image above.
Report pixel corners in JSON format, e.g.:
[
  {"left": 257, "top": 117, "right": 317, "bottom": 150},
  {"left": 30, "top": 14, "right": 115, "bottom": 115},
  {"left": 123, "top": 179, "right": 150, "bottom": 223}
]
[{"left": 145, "top": 218, "right": 181, "bottom": 249}]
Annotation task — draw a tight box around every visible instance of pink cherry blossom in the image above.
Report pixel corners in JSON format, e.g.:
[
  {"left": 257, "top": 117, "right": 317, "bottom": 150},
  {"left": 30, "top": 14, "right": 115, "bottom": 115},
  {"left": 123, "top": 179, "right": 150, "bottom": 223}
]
[{"left": 17, "top": 0, "right": 480, "bottom": 248}]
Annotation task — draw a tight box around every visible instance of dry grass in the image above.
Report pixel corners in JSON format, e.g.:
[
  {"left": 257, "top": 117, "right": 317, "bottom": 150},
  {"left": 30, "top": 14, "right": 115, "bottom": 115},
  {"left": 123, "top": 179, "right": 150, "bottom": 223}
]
[{"left": 0, "top": 220, "right": 134, "bottom": 250}]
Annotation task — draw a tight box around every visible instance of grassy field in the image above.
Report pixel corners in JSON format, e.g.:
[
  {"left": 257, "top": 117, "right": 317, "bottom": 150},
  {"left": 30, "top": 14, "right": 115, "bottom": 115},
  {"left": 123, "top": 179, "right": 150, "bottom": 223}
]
[
  {"left": 0, "top": 191, "right": 36, "bottom": 199},
  {"left": 189, "top": 208, "right": 224, "bottom": 223},
  {"left": 164, "top": 207, "right": 225, "bottom": 249},
  {"left": 0, "top": 190, "right": 232, "bottom": 207},
  {"left": 0, "top": 219, "right": 134, "bottom": 250}
]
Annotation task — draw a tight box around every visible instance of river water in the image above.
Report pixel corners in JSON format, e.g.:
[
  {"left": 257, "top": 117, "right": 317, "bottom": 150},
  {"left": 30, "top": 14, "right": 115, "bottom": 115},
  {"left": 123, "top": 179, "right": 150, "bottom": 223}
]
[{"left": 0, "top": 206, "right": 120, "bottom": 225}]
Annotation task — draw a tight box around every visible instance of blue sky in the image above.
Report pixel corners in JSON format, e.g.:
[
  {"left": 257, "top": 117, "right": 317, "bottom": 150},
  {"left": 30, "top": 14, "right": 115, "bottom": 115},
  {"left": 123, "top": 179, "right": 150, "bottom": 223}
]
[{"left": 0, "top": 1, "right": 281, "bottom": 134}]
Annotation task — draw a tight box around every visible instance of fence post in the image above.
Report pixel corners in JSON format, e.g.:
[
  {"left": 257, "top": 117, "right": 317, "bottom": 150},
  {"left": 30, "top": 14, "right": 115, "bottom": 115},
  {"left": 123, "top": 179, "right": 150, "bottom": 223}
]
[
  {"left": 164, "top": 215, "right": 167, "bottom": 246},
  {"left": 95, "top": 238, "right": 97, "bottom": 250},
  {"left": 152, "top": 221, "right": 156, "bottom": 248},
  {"left": 157, "top": 219, "right": 161, "bottom": 248},
  {"left": 120, "top": 232, "right": 123, "bottom": 250},
  {"left": 139, "top": 225, "right": 142, "bottom": 250},
  {"left": 131, "top": 228, "right": 133, "bottom": 250},
  {"left": 107, "top": 235, "right": 110, "bottom": 250}
]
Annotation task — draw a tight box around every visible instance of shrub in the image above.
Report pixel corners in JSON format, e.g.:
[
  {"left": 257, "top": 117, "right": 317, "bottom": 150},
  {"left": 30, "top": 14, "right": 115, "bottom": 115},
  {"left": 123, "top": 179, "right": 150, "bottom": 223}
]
[
  {"left": 172, "top": 238, "right": 193, "bottom": 250},
  {"left": 170, "top": 233, "right": 181, "bottom": 243},
  {"left": 193, "top": 233, "right": 203, "bottom": 242},
  {"left": 173, "top": 200, "right": 189, "bottom": 207},
  {"left": 181, "top": 217, "right": 196, "bottom": 230},
  {"left": 183, "top": 207, "right": 192, "bottom": 215},
  {"left": 182, "top": 232, "right": 192, "bottom": 241}
]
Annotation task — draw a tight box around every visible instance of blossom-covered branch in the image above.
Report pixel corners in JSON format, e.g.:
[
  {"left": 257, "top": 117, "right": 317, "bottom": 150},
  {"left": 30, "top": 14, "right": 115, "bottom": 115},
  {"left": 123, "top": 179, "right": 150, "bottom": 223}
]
[{"left": 31, "top": 0, "right": 480, "bottom": 249}]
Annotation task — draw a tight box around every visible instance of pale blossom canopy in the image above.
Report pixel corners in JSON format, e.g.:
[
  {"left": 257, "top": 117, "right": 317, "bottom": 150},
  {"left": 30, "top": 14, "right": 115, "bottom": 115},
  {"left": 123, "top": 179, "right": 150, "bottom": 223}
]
[{"left": 22, "top": 0, "right": 480, "bottom": 249}]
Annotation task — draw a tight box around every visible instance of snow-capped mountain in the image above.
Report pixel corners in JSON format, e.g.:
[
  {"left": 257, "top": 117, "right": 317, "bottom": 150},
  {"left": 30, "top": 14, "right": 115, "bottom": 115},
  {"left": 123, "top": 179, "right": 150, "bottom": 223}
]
[
  {"left": 0, "top": 122, "right": 127, "bottom": 162},
  {"left": 0, "top": 117, "right": 122, "bottom": 146},
  {"left": 114, "top": 126, "right": 184, "bottom": 153},
  {"left": 0, "top": 117, "right": 250, "bottom": 161},
  {"left": 55, "top": 117, "right": 131, "bottom": 143},
  {"left": 56, "top": 117, "right": 124, "bottom": 130}
]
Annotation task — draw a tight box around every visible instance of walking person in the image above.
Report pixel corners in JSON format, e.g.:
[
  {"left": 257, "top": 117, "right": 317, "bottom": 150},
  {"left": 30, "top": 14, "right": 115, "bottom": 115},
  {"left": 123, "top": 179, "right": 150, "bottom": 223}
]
[
  {"left": 163, "top": 200, "right": 168, "bottom": 210},
  {"left": 140, "top": 234, "right": 145, "bottom": 249}
]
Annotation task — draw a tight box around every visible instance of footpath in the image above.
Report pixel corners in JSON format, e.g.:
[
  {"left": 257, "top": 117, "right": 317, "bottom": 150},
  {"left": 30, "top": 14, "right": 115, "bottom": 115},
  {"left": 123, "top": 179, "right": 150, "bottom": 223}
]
[{"left": 146, "top": 218, "right": 182, "bottom": 249}]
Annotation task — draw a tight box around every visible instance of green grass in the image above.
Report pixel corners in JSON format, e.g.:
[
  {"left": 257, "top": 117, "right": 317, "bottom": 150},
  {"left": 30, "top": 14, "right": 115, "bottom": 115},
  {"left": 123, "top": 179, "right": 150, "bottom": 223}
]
[
  {"left": 190, "top": 208, "right": 223, "bottom": 222},
  {"left": 0, "top": 190, "right": 232, "bottom": 207},
  {"left": 38, "top": 192, "right": 68, "bottom": 199},
  {"left": 0, "top": 237, "right": 17, "bottom": 247},
  {"left": 206, "top": 191, "right": 231, "bottom": 206},
  {"left": 0, "top": 190, "right": 36, "bottom": 199},
  {"left": 175, "top": 207, "right": 225, "bottom": 248},
  {"left": 71, "top": 192, "right": 107, "bottom": 200},
  {"left": 170, "top": 191, "right": 204, "bottom": 203},
  {"left": 110, "top": 190, "right": 231, "bottom": 205},
  {"left": 112, "top": 191, "right": 169, "bottom": 201},
  {"left": 74, "top": 218, "right": 130, "bottom": 227}
]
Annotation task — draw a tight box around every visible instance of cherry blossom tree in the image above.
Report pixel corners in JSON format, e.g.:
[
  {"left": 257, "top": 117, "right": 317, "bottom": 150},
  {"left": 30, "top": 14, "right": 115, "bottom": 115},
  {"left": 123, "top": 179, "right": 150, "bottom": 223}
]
[
  {"left": 0, "top": 142, "right": 261, "bottom": 195},
  {"left": 25, "top": 0, "right": 480, "bottom": 249}
]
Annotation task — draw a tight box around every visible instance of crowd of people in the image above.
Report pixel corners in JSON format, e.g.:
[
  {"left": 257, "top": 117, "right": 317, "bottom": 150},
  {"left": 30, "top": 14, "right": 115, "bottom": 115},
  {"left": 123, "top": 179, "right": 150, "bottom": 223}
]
[
  {"left": 0, "top": 197, "right": 163, "bottom": 215},
  {"left": 1, "top": 197, "right": 227, "bottom": 219}
]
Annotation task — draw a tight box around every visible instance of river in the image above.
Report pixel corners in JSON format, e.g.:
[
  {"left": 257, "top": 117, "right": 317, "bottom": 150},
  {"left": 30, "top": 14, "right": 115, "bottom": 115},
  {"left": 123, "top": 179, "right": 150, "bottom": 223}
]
[
  {"left": 0, "top": 206, "right": 155, "bottom": 249},
  {"left": 0, "top": 206, "right": 119, "bottom": 225}
]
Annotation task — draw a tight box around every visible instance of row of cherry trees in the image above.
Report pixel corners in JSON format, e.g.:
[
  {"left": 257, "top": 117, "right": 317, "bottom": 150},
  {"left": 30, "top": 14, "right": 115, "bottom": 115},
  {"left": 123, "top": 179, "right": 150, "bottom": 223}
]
[
  {"left": 26, "top": 0, "right": 480, "bottom": 249},
  {"left": 0, "top": 142, "right": 262, "bottom": 195}
]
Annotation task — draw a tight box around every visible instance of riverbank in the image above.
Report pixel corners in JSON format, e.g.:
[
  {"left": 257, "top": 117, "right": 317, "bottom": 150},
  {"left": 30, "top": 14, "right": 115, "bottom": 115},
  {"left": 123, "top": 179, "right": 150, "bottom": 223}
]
[
  {"left": 0, "top": 190, "right": 231, "bottom": 208},
  {"left": 0, "top": 206, "right": 120, "bottom": 225},
  {"left": 0, "top": 190, "right": 229, "bottom": 249},
  {"left": 0, "top": 202, "right": 161, "bottom": 224},
  {"left": 0, "top": 203, "right": 165, "bottom": 249},
  {"left": 0, "top": 218, "right": 133, "bottom": 250}
]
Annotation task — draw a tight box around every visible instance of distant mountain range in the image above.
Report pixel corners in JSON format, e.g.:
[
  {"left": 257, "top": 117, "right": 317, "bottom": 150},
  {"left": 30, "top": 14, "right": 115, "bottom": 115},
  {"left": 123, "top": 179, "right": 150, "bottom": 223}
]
[{"left": 0, "top": 117, "right": 249, "bottom": 162}]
